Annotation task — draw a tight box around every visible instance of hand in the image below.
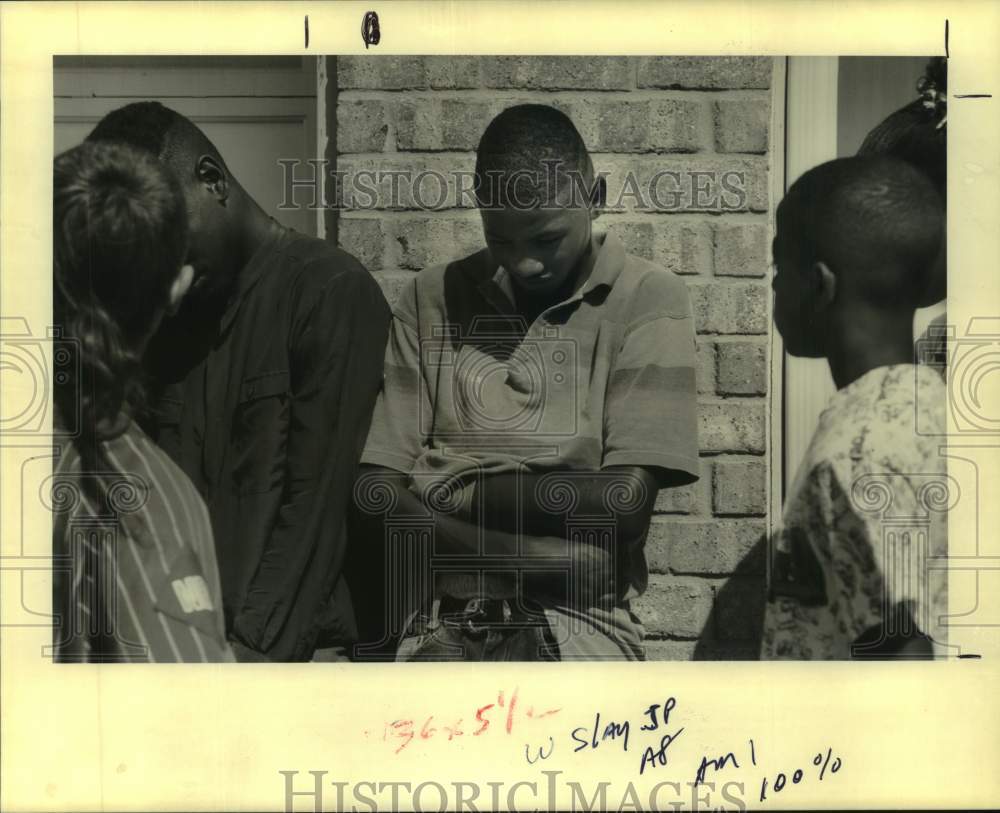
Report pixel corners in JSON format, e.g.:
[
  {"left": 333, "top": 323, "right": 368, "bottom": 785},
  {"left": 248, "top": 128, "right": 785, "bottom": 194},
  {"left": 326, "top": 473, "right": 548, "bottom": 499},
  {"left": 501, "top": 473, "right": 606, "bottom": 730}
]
[
  {"left": 523, "top": 539, "right": 616, "bottom": 608},
  {"left": 570, "top": 542, "right": 617, "bottom": 600},
  {"left": 228, "top": 639, "right": 271, "bottom": 662}
]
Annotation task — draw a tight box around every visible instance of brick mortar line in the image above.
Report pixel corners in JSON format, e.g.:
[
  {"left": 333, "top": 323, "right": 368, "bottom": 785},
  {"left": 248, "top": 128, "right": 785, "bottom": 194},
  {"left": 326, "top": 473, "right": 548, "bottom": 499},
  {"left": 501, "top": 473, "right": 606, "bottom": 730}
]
[
  {"left": 688, "top": 278, "right": 771, "bottom": 286},
  {"left": 695, "top": 450, "right": 767, "bottom": 458},
  {"left": 698, "top": 448, "right": 767, "bottom": 460},
  {"left": 649, "top": 515, "right": 767, "bottom": 524},
  {"left": 698, "top": 576, "right": 758, "bottom": 587},
  {"left": 700, "top": 336, "right": 770, "bottom": 344},
  {"left": 585, "top": 152, "right": 774, "bottom": 162},
  {"left": 697, "top": 395, "right": 770, "bottom": 402},
  {"left": 651, "top": 514, "right": 768, "bottom": 521},
  {"left": 336, "top": 88, "right": 773, "bottom": 101}
]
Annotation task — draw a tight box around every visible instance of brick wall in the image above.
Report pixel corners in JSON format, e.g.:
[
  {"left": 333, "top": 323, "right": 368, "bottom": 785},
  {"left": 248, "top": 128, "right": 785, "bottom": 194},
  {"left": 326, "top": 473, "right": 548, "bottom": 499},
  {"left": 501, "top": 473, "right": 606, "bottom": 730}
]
[{"left": 333, "top": 56, "right": 775, "bottom": 660}]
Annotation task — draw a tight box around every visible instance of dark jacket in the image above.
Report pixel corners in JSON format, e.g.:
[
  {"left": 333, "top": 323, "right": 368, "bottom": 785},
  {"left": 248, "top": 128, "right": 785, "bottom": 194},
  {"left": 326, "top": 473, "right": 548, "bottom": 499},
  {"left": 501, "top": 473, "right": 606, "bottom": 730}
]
[{"left": 143, "top": 229, "right": 390, "bottom": 661}]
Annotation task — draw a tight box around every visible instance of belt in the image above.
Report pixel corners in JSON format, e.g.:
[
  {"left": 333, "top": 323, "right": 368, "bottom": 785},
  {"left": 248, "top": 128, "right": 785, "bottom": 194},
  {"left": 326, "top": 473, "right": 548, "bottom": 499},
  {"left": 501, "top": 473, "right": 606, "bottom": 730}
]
[{"left": 437, "top": 595, "right": 548, "bottom": 626}]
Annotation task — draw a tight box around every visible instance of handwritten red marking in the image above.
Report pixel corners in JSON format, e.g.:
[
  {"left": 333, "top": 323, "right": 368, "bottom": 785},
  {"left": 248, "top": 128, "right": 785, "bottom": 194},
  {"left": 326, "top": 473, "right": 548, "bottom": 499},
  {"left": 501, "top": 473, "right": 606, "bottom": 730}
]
[
  {"left": 506, "top": 686, "right": 519, "bottom": 734},
  {"left": 375, "top": 690, "right": 561, "bottom": 752},
  {"left": 474, "top": 703, "right": 494, "bottom": 736},
  {"left": 390, "top": 719, "right": 416, "bottom": 753},
  {"left": 420, "top": 717, "right": 436, "bottom": 739},
  {"left": 442, "top": 719, "right": 464, "bottom": 741},
  {"left": 526, "top": 706, "right": 561, "bottom": 719}
]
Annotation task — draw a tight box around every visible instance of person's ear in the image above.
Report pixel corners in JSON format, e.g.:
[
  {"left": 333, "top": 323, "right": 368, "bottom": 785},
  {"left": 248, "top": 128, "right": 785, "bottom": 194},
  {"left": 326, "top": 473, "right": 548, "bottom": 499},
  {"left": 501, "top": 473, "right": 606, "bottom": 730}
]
[
  {"left": 167, "top": 264, "right": 195, "bottom": 315},
  {"left": 810, "top": 261, "right": 837, "bottom": 311},
  {"left": 196, "top": 154, "right": 228, "bottom": 204}
]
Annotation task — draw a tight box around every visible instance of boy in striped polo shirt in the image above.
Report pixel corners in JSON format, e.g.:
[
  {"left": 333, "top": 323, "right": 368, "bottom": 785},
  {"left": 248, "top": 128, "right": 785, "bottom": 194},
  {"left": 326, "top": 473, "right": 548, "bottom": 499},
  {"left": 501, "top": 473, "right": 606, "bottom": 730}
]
[{"left": 355, "top": 104, "right": 700, "bottom": 661}]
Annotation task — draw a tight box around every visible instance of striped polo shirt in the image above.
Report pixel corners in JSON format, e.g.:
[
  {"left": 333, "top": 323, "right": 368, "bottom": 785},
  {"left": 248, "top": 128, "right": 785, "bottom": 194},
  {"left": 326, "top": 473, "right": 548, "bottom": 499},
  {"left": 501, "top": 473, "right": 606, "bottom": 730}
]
[
  {"left": 52, "top": 420, "right": 233, "bottom": 663},
  {"left": 362, "top": 229, "right": 700, "bottom": 658}
]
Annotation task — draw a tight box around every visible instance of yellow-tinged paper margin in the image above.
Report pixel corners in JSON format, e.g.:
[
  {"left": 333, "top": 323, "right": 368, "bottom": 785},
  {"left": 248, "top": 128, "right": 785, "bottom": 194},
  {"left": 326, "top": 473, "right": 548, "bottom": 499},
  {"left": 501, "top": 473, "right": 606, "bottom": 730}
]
[{"left": 1, "top": 2, "right": 998, "bottom": 811}]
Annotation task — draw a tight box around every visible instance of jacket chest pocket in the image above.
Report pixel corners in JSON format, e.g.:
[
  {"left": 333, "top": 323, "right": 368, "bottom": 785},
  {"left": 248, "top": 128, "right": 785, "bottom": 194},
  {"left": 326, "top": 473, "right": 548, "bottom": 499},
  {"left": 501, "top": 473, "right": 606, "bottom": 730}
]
[{"left": 231, "top": 370, "right": 291, "bottom": 495}]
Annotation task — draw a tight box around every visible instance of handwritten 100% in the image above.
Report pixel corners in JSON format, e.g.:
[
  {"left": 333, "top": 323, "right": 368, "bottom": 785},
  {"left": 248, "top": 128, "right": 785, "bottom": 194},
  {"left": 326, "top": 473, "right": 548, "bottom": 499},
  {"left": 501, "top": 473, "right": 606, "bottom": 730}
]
[{"left": 759, "top": 747, "right": 843, "bottom": 801}]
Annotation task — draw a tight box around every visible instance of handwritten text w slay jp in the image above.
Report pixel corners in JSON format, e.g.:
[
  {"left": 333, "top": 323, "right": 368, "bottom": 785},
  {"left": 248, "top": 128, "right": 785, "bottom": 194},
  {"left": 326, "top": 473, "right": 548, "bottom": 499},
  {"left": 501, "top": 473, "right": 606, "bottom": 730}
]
[{"left": 570, "top": 697, "right": 685, "bottom": 775}]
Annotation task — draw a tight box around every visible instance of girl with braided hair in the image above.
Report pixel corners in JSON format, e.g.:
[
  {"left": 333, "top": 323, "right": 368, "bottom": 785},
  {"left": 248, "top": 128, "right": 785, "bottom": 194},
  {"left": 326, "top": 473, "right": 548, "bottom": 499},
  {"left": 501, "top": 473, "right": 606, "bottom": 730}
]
[
  {"left": 52, "top": 140, "right": 232, "bottom": 662},
  {"left": 858, "top": 57, "right": 948, "bottom": 377}
]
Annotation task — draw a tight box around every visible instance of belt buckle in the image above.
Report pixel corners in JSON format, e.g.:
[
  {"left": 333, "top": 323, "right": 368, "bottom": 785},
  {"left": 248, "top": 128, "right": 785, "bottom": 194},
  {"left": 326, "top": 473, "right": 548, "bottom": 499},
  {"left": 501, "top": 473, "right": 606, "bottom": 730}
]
[
  {"left": 463, "top": 598, "right": 485, "bottom": 636},
  {"left": 463, "top": 598, "right": 498, "bottom": 636}
]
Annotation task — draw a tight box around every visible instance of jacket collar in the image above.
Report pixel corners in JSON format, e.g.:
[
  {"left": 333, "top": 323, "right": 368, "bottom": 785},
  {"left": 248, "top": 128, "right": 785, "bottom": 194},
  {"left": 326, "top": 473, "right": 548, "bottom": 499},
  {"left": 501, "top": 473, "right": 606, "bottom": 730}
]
[{"left": 219, "top": 224, "right": 291, "bottom": 335}]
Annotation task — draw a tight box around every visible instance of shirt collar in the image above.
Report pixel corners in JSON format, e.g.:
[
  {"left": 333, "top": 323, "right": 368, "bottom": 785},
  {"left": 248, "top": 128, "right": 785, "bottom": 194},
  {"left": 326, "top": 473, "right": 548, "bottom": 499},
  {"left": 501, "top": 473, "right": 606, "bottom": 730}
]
[
  {"left": 822, "top": 363, "right": 929, "bottom": 416},
  {"left": 219, "top": 224, "right": 290, "bottom": 334},
  {"left": 477, "top": 229, "right": 626, "bottom": 314}
]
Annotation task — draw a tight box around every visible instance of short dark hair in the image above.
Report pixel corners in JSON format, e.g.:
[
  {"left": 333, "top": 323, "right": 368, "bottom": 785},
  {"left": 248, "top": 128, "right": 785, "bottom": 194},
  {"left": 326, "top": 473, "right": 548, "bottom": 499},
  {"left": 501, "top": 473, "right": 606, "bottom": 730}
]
[
  {"left": 858, "top": 57, "right": 946, "bottom": 200},
  {"left": 474, "top": 104, "right": 594, "bottom": 208},
  {"left": 86, "top": 101, "right": 227, "bottom": 175},
  {"left": 778, "top": 155, "right": 944, "bottom": 307}
]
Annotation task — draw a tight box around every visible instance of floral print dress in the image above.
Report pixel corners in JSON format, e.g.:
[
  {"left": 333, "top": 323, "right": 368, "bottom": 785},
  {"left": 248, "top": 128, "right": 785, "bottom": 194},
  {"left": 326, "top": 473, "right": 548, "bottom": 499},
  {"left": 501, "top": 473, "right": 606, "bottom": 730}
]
[{"left": 763, "top": 365, "right": 949, "bottom": 660}]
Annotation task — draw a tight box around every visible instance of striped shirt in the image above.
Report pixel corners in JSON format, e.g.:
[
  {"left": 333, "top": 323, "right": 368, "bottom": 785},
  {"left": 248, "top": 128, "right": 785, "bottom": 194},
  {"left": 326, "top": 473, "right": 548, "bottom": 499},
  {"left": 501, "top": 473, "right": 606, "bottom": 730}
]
[
  {"left": 361, "top": 229, "right": 699, "bottom": 658},
  {"left": 52, "top": 420, "right": 233, "bottom": 663}
]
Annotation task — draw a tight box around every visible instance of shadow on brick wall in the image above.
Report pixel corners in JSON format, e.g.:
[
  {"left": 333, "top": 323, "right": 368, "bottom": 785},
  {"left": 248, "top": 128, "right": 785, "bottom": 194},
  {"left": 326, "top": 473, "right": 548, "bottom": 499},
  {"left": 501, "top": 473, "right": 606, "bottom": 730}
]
[{"left": 693, "top": 534, "right": 767, "bottom": 660}]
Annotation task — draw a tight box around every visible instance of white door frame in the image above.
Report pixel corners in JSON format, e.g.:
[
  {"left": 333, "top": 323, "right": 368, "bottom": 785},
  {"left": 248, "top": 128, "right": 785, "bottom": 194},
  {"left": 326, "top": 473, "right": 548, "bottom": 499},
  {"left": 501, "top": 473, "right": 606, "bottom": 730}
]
[{"left": 781, "top": 57, "right": 840, "bottom": 493}]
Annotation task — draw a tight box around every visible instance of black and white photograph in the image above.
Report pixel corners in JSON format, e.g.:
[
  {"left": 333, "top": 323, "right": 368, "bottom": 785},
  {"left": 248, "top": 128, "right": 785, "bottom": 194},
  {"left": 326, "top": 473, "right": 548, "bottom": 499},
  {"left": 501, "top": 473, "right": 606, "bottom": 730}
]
[
  {"left": 47, "top": 53, "right": 951, "bottom": 665},
  {"left": 3, "top": 3, "right": 999, "bottom": 810}
]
